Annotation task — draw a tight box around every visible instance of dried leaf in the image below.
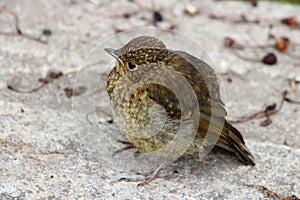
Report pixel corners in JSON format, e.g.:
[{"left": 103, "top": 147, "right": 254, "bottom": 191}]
[
  {"left": 275, "top": 37, "right": 290, "bottom": 52},
  {"left": 281, "top": 16, "right": 298, "bottom": 26},
  {"left": 64, "top": 86, "right": 87, "bottom": 98},
  {"left": 185, "top": 4, "right": 199, "bottom": 16}
]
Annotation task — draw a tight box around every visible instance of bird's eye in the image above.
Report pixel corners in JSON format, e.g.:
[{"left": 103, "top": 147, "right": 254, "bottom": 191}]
[{"left": 127, "top": 61, "right": 137, "bottom": 70}]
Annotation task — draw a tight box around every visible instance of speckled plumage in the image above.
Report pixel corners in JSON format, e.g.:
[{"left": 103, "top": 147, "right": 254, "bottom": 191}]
[{"left": 106, "top": 36, "right": 254, "bottom": 165}]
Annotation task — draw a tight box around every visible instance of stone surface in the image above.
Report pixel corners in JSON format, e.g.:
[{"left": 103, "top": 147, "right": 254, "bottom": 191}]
[{"left": 0, "top": 0, "right": 299, "bottom": 199}]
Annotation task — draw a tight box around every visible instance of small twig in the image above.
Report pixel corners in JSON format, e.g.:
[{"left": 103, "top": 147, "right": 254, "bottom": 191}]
[
  {"left": 247, "top": 184, "right": 299, "bottom": 200},
  {"left": 209, "top": 13, "right": 260, "bottom": 24},
  {"left": 38, "top": 150, "right": 65, "bottom": 155},
  {"left": 224, "top": 37, "right": 245, "bottom": 50},
  {"left": 0, "top": 6, "right": 47, "bottom": 44},
  {"left": 105, "top": 0, "right": 176, "bottom": 32},
  {"left": 7, "top": 70, "right": 62, "bottom": 93},
  {"left": 282, "top": 51, "right": 300, "bottom": 60},
  {"left": 225, "top": 33, "right": 300, "bottom": 63},
  {"left": 230, "top": 49, "right": 259, "bottom": 62},
  {"left": 230, "top": 49, "right": 277, "bottom": 65},
  {"left": 224, "top": 37, "right": 278, "bottom": 65},
  {"left": 284, "top": 97, "right": 300, "bottom": 104},
  {"left": 7, "top": 59, "right": 105, "bottom": 94},
  {"left": 7, "top": 83, "right": 46, "bottom": 93},
  {"left": 62, "top": 59, "right": 105, "bottom": 75},
  {"left": 25, "top": 154, "right": 47, "bottom": 168},
  {"left": 0, "top": 31, "right": 48, "bottom": 44},
  {"left": 228, "top": 90, "right": 297, "bottom": 126}
]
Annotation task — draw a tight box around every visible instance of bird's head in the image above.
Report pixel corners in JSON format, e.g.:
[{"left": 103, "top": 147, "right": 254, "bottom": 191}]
[{"left": 105, "top": 36, "right": 170, "bottom": 79}]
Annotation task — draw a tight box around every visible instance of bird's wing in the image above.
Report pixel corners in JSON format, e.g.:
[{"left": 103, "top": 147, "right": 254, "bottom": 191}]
[
  {"left": 133, "top": 83, "right": 194, "bottom": 121},
  {"left": 171, "top": 50, "right": 227, "bottom": 117}
]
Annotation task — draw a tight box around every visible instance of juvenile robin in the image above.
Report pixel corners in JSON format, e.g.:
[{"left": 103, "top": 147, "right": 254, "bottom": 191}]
[{"left": 105, "top": 36, "right": 254, "bottom": 185}]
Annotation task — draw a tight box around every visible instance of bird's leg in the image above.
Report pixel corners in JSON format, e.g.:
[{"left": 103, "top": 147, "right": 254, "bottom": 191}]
[
  {"left": 119, "top": 161, "right": 174, "bottom": 186},
  {"left": 112, "top": 140, "right": 140, "bottom": 156}
]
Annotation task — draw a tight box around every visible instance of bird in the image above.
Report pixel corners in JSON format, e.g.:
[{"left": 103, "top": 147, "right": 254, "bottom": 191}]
[{"left": 105, "top": 36, "right": 254, "bottom": 185}]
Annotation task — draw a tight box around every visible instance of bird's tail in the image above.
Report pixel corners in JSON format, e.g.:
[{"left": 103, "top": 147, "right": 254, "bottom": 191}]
[
  {"left": 217, "top": 121, "right": 255, "bottom": 165},
  {"left": 197, "top": 115, "right": 255, "bottom": 165}
]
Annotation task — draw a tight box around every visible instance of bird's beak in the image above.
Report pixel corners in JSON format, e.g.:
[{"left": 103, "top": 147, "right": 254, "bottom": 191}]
[
  {"left": 105, "top": 48, "right": 118, "bottom": 58},
  {"left": 104, "top": 48, "right": 123, "bottom": 65}
]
